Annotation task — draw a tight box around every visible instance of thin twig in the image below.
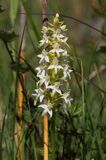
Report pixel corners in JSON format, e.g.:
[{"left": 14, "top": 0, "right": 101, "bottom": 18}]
[
  {"left": 3, "top": 41, "right": 14, "bottom": 62},
  {"left": 73, "top": 69, "right": 106, "bottom": 94}
]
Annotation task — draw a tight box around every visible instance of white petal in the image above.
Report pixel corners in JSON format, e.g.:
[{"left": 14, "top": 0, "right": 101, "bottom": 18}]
[
  {"left": 48, "top": 64, "right": 63, "bottom": 70},
  {"left": 34, "top": 89, "right": 39, "bottom": 93},
  {"left": 45, "top": 81, "right": 49, "bottom": 88},
  {"left": 62, "top": 50, "right": 68, "bottom": 56},
  {"left": 60, "top": 25, "right": 66, "bottom": 30},
  {"left": 52, "top": 34, "right": 64, "bottom": 38},
  {"left": 38, "top": 104, "right": 48, "bottom": 110},
  {"left": 56, "top": 13, "right": 59, "bottom": 18},
  {"left": 37, "top": 53, "right": 49, "bottom": 63},
  {"left": 43, "top": 109, "right": 52, "bottom": 118},
  {"left": 45, "top": 55, "right": 49, "bottom": 62},
  {"left": 37, "top": 54, "right": 42, "bottom": 58},
  {"left": 56, "top": 89, "right": 62, "bottom": 95},
  {"left": 50, "top": 48, "right": 64, "bottom": 53},
  {"left": 36, "top": 66, "right": 42, "bottom": 71},
  {"left": 47, "top": 84, "right": 62, "bottom": 96},
  {"left": 38, "top": 104, "right": 52, "bottom": 117},
  {"left": 62, "top": 92, "right": 70, "bottom": 103},
  {"left": 56, "top": 49, "right": 64, "bottom": 53},
  {"left": 40, "top": 95, "right": 44, "bottom": 102},
  {"left": 32, "top": 93, "right": 37, "bottom": 96}
]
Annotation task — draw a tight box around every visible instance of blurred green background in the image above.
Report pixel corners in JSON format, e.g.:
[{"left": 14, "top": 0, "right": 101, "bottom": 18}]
[{"left": 0, "top": 0, "right": 106, "bottom": 160}]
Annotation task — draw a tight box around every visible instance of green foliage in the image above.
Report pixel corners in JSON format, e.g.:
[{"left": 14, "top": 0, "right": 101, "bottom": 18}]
[
  {"left": 0, "top": 29, "right": 18, "bottom": 43},
  {"left": 10, "top": 0, "right": 19, "bottom": 24},
  {"left": 22, "top": 0, "right": 40, "bottom": 41}
]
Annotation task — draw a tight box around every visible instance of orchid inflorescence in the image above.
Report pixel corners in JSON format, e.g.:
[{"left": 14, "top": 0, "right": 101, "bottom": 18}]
[{"left": 33, "top": 13, "right": 73, "bottom": 117}]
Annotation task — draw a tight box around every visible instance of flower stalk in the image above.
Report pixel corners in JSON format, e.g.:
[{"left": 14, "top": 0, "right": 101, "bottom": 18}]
[
  {"left": 33, "top": 12, "right": 73, "bottom": 160},
  {"left": 41, "top": 0, "right": 48, "bottom": 160}
]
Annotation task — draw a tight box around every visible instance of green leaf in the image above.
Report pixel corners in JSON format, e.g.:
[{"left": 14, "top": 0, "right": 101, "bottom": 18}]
[
  {"left": 22, "top": 1, "right": 40, "bottom": 41},
  {"left": 10, "top": 58, "right": 38, "bottom": 79},
  {"left": 10, "top": 62, "right": 30, "bottom": 73},
  {"left": 10, "top": 0, "right": 19, "bottom": 24},
  {"left": 0, "top": 29, "right": 18, "bottom": 42}
]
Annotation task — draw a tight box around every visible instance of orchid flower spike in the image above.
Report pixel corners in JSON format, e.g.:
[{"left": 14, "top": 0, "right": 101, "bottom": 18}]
[{"left": 33, "top": 13, "right": 73, "bottom": 117}]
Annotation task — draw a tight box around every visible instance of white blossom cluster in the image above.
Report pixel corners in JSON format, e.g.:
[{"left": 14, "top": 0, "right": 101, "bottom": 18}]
[{"left": 33, "top": 13, "right": 73, "bottom": 117}]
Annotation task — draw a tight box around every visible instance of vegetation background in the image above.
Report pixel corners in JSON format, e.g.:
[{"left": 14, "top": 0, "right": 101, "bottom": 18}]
[{"left": 0, "top": 0, "right": 106, "bottom": 160}]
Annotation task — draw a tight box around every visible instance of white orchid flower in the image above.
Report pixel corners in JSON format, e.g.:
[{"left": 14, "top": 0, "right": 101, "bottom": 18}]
[
  {"left": 61, "top": 92, "right": 70, "bottom": 104},
  {"left": 60, "top": 25, "right": 67, "bottom": 31},
  {"left": 50, "top": 48, "right": 64, "bottom": 57},
  {"left": 63, "top": 65, "right": 72, "bottom": 79},
  {"left": 37, "top": 70, "right": 45, "bottom": 79},
  {"left": 36, "top": 66, "right": 44, "bottom": 76},
  {"left": 40, "top": 33, "right": 49, "bottom": 46},
  {"left": 32, "top": 88, "right": 44, "bottom": 105},
  {"left": 46, "top": 82, "right": 62, "bottom": 96},
  {"left": 37, "top": 50, "right": 49, "bottom": 63},
  {"left": 50, "top": 48, "right": 64, "bottom": 53},
  {"left": 38, "top": 104, "right": 53, "bottom": 117},
  {"left": 37, "top": 71, "right": 50, "bottom": 87},
  {"left": 52, "top": 33, "right": 64, "bottom": 38},
  {"left": 48, "top": 64, "right": 63, "bottom": 74}
]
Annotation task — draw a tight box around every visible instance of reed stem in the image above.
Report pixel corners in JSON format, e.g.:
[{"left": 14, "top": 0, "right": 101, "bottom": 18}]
[
  {"left": 44, "top": 114, "right": 48, "bottom": 160},
  {"left": 41, "top": 0, "right": 48, "bottom": 160},
  {"left": 17, "top": 50, "right": 24, "bottom": 160},
  {"left": 17, "top": 3, "right": 26, "bottom": 160}
]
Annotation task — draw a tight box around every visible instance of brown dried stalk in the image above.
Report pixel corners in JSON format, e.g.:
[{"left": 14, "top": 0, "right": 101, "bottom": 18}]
[
  {"left": 41, "top": 0, "right": 48, "bottom": 160},
  {"left": 17, "top": 4, "right": 26, "bottom": 160}
]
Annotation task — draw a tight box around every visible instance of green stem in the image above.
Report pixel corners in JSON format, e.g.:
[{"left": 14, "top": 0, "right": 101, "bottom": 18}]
[{"left": 81, "top": 61, "right": 86, "bottom": 160}]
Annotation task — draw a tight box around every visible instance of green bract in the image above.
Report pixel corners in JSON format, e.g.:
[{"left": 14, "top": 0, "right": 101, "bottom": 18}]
[{"left": 33, "top": 13, "right": 73, "bottom": 117}]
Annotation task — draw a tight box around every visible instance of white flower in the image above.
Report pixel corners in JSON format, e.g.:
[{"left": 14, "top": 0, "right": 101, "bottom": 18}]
[
  {"left": 37, "top": 70, "right": 50, "bottom": 87},
  {"left": 60, "top": 37, "right": 68, "bottom": 43},
  {"left": 37, "top": 70, "right": 45, "bottom": 79},
  {"left": 48, "top": 64, "right": 63, "bottom": 74},
  {"left": 61, "top": 92, "right": 73, "bottom": 104},
  {"left": 61, "top": 92, "right": 70, "bottom": 104},
  {"left": 50, "top": 48, "right": 64, "bottom": 53},
  {"left": 36, "top": 66, "right": 44, "bottom": 75},
  {"left": 50, "top": 48, "right": 64, "bottom": 57},
  {"left": 40, "top": 33, "right": 49, "bottom": 46},
  {"left": 60, "top": 25, "right": 67, "bottom": 31},
  {"left": 32, "top": 88, "right": 44, "bottom": 105},
  {"left": 63, "top": 65, "right": 72, "bottom": 79},
  {"left": 37, "top": 50, "right": 49, "bottom": 63},
  {"left": 56, "top": 13, "right": 59, "bottom": 18},
  {"left": 38, "top": 104, "right": 53, "bottom": 117},
  {"left": 46, "top": 82, "right": 62, "bottom": 96},
  {"left": 42, "top": 26, "right": 48, "bottom": 33},
  {"left": 62, "top": 50, "right": 68, "bottom": 56},
  {"left": 52, "top": 33, "right": 64, "bottom": 38}
]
